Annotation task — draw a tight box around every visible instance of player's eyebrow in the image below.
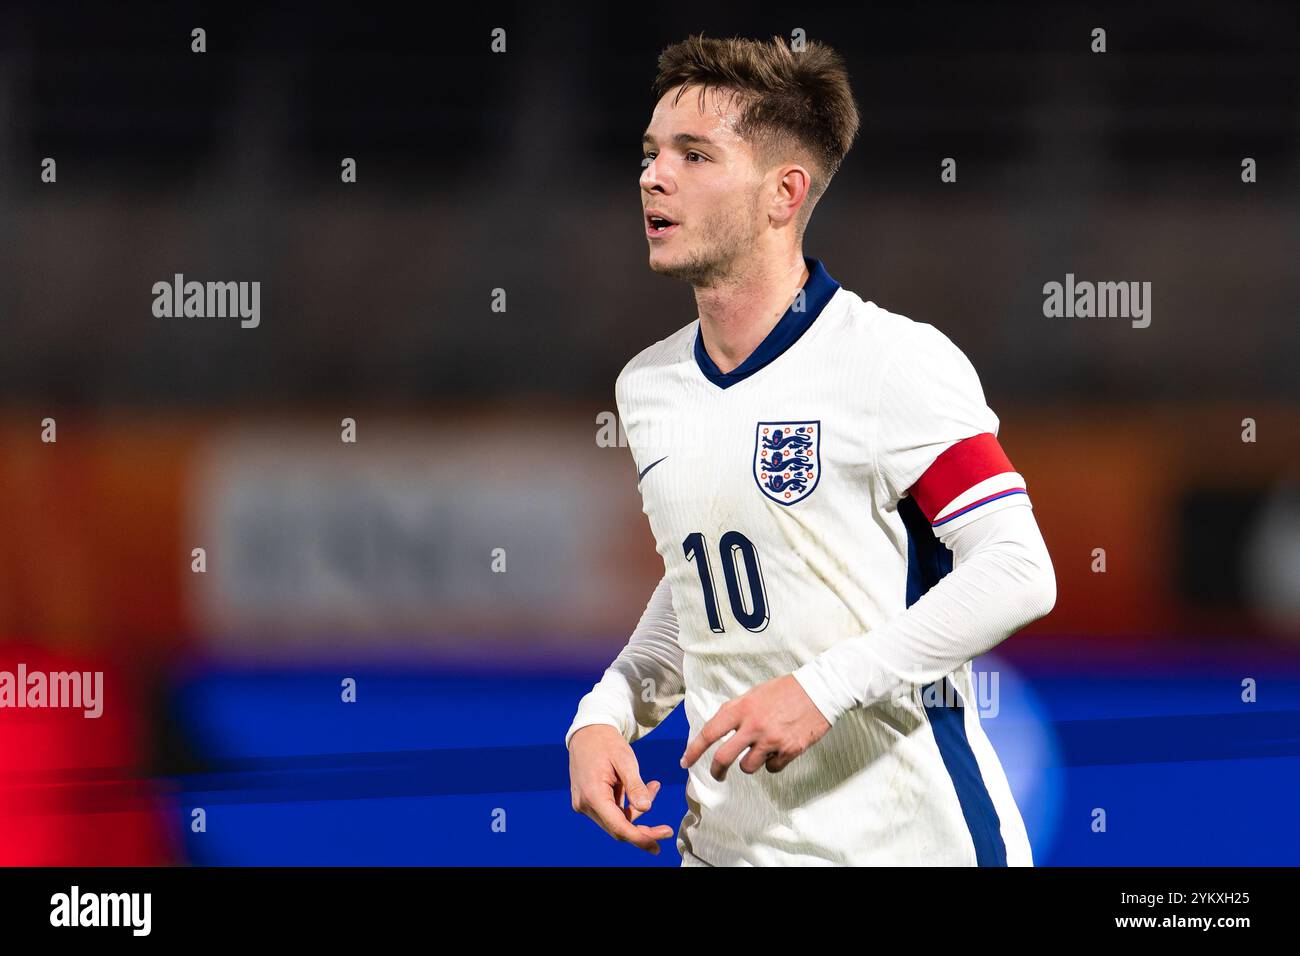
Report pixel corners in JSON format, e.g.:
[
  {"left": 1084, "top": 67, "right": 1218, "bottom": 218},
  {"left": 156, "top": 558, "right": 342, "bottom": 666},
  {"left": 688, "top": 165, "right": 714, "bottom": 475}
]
[{"left": 641, "top": 132, "right": 720, "bottom": 151}]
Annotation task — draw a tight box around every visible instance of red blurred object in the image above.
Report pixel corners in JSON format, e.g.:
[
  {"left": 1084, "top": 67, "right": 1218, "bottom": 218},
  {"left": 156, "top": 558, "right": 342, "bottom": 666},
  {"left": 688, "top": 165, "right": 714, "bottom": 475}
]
[{"left": 0, "top": 642, "right": 180, "bottom": 865}]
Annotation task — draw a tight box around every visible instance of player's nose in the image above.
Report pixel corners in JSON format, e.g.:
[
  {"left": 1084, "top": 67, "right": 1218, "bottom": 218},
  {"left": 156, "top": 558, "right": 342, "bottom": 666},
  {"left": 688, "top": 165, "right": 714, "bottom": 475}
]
[{"left": 640, "top": 156, "right": 669, "bottom": 192}]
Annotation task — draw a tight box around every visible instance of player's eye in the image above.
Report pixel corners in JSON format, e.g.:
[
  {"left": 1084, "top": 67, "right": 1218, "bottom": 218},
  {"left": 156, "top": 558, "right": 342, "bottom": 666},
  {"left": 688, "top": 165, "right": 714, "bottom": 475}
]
[{"left": 641, "top": 150, "right": 705, "bottom": 169}]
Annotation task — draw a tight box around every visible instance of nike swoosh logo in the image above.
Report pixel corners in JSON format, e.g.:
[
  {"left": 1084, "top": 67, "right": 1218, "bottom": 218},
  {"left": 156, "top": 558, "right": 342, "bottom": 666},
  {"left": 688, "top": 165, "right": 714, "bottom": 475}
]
[{"left": 637, "top": 455, "right": 668, "bottom": 482}]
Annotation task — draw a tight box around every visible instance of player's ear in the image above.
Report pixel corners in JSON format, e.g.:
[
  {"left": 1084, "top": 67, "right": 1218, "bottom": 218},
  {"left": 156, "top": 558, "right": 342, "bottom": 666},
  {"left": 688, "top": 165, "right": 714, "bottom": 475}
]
[{"left": 768, "top": 163, "right": 811, "bottom": 227}]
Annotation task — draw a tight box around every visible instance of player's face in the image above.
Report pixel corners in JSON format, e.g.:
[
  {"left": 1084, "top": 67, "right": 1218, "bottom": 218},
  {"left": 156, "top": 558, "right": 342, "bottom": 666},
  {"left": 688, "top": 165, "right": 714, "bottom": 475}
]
[{"left": 640, "top": 85, "right": 766, "bottom": 287}]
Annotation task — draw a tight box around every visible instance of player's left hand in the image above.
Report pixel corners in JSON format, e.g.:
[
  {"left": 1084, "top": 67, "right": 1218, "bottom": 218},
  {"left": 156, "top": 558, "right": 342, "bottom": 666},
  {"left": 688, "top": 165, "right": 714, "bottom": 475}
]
[{"left": 680, "top": 674, "right": 832, "bottom": 781}]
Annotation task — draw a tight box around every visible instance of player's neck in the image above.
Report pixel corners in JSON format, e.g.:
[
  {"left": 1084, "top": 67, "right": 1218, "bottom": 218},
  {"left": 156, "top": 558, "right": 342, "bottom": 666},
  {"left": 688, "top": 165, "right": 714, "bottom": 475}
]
[{"left": 694, "top": 253, "right": 811, "bottom": 375}]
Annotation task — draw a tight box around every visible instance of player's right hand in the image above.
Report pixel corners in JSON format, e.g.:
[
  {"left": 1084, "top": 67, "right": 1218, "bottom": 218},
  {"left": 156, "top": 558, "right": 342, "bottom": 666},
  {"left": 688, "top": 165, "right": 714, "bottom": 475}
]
[{"left": 568, "top": 724, "right": 674, "bottom": 854}]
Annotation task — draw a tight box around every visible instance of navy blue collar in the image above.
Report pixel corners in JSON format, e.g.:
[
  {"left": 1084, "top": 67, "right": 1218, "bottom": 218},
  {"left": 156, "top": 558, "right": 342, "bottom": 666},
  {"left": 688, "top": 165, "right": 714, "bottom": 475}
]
[{"left": 693, "top": 256, "right": 840, "bottom": 389}]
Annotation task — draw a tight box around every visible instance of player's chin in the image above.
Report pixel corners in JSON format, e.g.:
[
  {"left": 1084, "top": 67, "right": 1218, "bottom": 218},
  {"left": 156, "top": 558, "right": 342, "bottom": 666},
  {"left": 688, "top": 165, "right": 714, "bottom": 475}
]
[{"left": 646, "top": 245, "right": 683, "bottom": 273}]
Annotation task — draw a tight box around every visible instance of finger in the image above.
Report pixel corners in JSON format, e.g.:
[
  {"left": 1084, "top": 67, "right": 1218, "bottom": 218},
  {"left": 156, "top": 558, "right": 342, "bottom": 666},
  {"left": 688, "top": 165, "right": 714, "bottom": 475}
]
[
  {"left": 710, "top": 730, "right": 759, "bottom": 781},
  {"left": 739, "top": 742, "right": 778, "bottom": 775},
  {"left": 681, "top": 707, "right": 742, "bottom": 769},
  {"left": 629, "top": 780, "right": 662, "bottom": 823},
  {"left": 589, "top": 791, "right": 663, "bottom": 851},
  {"left": 593, "top": 799, "right": 674, "bottom": 854},
  {"left": 633, "top": 822, "right": 675, "bottom": 854},
  {"left": 613, "top": 752, "right": 654, "bottom": 813},
  {"left": 766, "top": 751, "right": 795, "bottom": 773}
]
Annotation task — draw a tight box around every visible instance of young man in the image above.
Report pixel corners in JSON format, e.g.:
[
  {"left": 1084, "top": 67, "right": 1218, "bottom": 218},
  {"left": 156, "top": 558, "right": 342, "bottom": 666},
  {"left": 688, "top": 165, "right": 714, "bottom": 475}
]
[{"left": 566, "top": 34, "right": 1056, "bottom": 866}]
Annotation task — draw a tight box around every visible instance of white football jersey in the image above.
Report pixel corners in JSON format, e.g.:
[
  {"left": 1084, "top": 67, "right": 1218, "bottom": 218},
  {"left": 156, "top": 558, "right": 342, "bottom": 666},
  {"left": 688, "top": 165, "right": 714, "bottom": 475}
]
[{"left": 613, "top": 256, "right": 1035, "bottom": 866}]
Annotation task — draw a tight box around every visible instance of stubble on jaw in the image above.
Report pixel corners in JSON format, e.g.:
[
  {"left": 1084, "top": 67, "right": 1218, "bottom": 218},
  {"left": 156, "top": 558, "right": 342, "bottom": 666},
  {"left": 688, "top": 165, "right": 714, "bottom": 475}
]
[{"left": 649, "top": 181, "right": 765, "bottom": 290}]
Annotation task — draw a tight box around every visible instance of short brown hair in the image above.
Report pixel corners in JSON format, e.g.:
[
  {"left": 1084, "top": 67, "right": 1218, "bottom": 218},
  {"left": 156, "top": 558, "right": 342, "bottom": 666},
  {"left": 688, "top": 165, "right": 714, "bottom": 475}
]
[{"left": 651, "top": 34, "right": 860, "bottom": 236}]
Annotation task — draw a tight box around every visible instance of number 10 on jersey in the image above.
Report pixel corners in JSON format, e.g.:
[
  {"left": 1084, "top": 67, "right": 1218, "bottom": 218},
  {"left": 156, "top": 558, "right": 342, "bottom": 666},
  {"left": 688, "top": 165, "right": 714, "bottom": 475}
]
[{"left": 682, "top": 531, "right": 770, "bottom": 633}]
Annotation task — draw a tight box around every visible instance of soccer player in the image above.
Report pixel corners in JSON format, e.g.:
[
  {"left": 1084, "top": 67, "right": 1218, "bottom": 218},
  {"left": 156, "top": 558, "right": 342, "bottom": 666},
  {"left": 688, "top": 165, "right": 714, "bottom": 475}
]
[{"left": 566, "top": 34, "right": 1057, "bottom": 866}]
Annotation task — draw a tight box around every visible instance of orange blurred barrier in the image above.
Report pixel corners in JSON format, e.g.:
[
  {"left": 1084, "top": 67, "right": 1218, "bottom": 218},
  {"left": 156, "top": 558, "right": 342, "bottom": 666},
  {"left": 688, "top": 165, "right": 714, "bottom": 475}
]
[{"left": 0, "top": 402, "right": 1294, "bottom": 651}]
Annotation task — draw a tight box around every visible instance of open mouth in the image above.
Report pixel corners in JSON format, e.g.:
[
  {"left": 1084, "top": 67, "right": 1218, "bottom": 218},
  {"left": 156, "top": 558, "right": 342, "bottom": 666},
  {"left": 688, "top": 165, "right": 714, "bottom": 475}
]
[{"left": 646, "top": 213, "right": 679, "bottom": 238}]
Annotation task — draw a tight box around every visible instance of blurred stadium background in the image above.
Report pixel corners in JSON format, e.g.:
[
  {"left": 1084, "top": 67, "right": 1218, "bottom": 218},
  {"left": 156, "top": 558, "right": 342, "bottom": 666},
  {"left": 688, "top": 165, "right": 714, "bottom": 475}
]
[{"left": 1, "top": 2, "right": 1298, "bottom": 864}]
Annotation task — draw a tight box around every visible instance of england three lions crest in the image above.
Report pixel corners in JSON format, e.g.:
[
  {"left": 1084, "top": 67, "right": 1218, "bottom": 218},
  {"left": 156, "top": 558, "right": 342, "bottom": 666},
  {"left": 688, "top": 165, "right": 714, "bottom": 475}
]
[{"left": 754, "top": 421, "right": 821, "bottom": 505}]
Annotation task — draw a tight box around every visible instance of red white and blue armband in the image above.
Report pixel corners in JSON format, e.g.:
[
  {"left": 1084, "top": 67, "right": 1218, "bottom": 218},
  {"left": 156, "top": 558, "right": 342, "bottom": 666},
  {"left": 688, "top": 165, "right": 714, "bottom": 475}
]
[{"left": 908, "top": 433, "right": 1030, "bottom": 532}]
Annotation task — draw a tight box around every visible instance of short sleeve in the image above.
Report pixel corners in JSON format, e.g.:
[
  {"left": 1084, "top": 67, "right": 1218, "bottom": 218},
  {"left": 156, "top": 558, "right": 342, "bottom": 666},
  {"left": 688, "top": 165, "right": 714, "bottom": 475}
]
[{"left": 874, "top": 322, "right": 1031, "bottom": 533}]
